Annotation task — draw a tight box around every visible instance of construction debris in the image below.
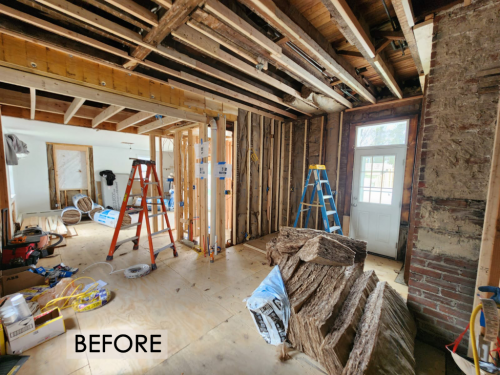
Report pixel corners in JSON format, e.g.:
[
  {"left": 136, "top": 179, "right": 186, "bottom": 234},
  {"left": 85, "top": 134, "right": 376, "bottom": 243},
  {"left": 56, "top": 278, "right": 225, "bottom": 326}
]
[
  {"left": 265, "top": 227, "right": 416, "bottom": 375},
  {"left": 342, "top": 281, "right": 417, "bottom": 375},
  {"left": 297, "top": 235, "right": 355, "bottom": 266}
]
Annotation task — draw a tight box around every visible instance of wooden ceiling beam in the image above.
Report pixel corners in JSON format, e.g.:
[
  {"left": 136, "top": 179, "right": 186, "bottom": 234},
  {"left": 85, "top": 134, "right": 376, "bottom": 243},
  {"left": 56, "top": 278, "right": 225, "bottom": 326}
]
[
  {"left": 82, "top": 0, "right": 152, "bottom": 32},
  {"left": 0, "top": 65, "right": 203, "bottom": 122},
  {"left": 137, "top": 116, "right": 179, "bottom": 134},
  {"left": 64, "top": 97, "right": 85, "bottom": 124},
  {"left": 104, "top": 0, "right": 159, "bottom": 27},
  {"left": 117, "top": 112, "right": 156, "bottom": 131},
  {"left": 236, "top": 0, "right": 376, "bottom": 103},
  {"left": 92, "top": 105, "right": 125, "bottom": 127},
  {"left": 392, "top": 0, "right": 424, "bottom": 75},
  {"left": 371, "top": 30, "right": 405, "bottom": 41},
  {"left": 125, "top": 0, "right": 205, "bottom": 69},
  {"left": 30, "top": 88, "right": 36, "bottom": 120},
  {"left": 320, "top": 0, "right": 403, "bottom": 99}
]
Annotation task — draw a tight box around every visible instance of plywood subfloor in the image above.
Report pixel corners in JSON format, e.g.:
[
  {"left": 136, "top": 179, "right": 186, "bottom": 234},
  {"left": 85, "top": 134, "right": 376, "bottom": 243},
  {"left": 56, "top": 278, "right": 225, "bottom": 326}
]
[{"left": 18, "top": 223, "right": 442, "bottom": 375}]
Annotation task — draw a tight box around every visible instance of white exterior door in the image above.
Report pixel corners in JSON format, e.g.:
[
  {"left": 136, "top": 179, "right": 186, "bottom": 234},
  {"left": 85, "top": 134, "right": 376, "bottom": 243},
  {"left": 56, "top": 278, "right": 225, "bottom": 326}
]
[{"left": 349, "top": 120, "right": 409, "bottom": 258}]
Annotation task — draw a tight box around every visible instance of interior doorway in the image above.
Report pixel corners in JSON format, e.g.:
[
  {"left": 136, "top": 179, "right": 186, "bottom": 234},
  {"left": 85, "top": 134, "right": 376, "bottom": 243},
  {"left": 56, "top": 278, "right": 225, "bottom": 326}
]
[{"left": 349, "top": 120, "right": 409, "bottom": 258}]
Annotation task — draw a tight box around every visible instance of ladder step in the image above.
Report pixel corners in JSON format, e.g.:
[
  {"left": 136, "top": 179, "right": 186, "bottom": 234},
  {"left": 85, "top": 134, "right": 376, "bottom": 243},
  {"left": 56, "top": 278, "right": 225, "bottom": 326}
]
[
  {"left": 127, "top": 208, "right": 144, "bottom": 214},
  {"left": 328, "top": 226, "right": 341, "bottom": 233},
  {"left": 129, "top": 193, "right": 143, "bottom": 197},
  {"left": 319, "top": 180, "right": 329, "bottom": 184},
  {"left": 121, "top": 222, "right": 140, "bottom": 229},
  {"left": 154, "top": 243, "right": 174, "bottom": 256},
  {"left": 145, "top": 182, "right": 158, "bottom": 185},
  {"left": 149, "top": 212, "right": 165, "bottom": 218},
  {"left": 300, "top": 208, "right": 310, "bottom": 213},
  {"left": 116, "top": 236, "right": 139, "bottom": 247},
  {"left": 150, "top": 228, "right": 170, "bottom": 237},
  {"left": 326, "top": 210, "right": 336, "bottom": 216},
  {"left": 323, "top": 195, "right": 333, "bottom": 199},
  {"left": 149, "top": 196, "right": 162, "bottom": 199},
  {"left": 307, "top": 183, "right": 315, "bottom": 186}
]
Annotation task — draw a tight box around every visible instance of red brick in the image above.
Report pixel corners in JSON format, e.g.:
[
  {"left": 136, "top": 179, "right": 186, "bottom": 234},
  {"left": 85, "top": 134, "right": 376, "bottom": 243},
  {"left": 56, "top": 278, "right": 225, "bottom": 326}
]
[
  {"left": 410, "top": 280, "right": 439, "bottom": 294},
  {"left": 408, "top": 286, "right": 422, "bottom": 296},
  {"left": 441, "top": 289, "right": 474, "bottom": 305},
  {"left": 412, "top": 249, "right": 443, "bottom": 262},
  {"left": 423, "top": 307, "right": 455, "bottom": 323},
  {"left": 408, "top": 294, "right": 438, "bottom": 310},
  {"left": 407, "top": 301, "right": 423, "bottom": 313},
  {"left": 458, "top": 285, "right": 475, "bottom": 296},
  {"left": 422, "top": 291, "right": 457, "bottom": 307},
  {"left": 410, "top": 265, "right": 442, "bottom": 279},
  {"left": 426, "top": 261, "right": 460, "bottom": 275},
  {"left": 410, "top": 273, "right": 424, "bottom": 282},
  {"left": 411, "top": 257, "right": 427, "bottom": 267},
  {"left": 460, "top": 269, "right": 478, "bottom": 279},
  {"left": 426, "top": 276, "right": 458, "bottom": 292},
  {"left": 442, "top": 274, "right": 476, "bottom": 288},
  {"left": 438, "top": 305, "right": 472, "bottom": 321},
  {"left": 443, "top": 258, "right": 478, "bottom": 270},
  {"left": 435, "top": 199, "right": 468, "bottom": 207}
]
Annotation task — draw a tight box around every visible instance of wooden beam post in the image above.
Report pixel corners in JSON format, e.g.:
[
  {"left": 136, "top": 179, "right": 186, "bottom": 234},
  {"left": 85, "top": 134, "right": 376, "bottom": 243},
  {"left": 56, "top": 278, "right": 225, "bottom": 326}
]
[
  {"left": 29, "top": 88, "right": 36, "bottom": 120},
  {"left": 258, "top": 115, "right": 263, "bottom": 237},
  {"left": 275, "top": 121, "right": 282, "bottom": 232},
  {"left": 64, "top": 97, "right": 85, "bottom": 124},
  {"left": 216, "top": 115, "right": 227, "bottom": 251},
  {"left": 278, "top": 121, "right": 285, "bottom": 230},
  {"left": 287, "top": 123, "right": 293, "bottom": 226},
  {"left": 0, "top": 107, "right": 10, "bottom": 238},
  {"left": 315, "top": 116, "right": 324, "bottom": 229},
  {"left": 199, "top": 122, "right": 208, "bottom": 252},
  {"left": 149, "top": 135, "right": 158, "bottom": 233},
  {"left": 182, "top": 136, "right": 188, "bottom": 238},
  {"left": 268, "top": 119, "right": 274, "bottom": 234},
  {"left": 174, "top": 131, "right": 182, "bottom": 241},
  {"left": 247, "top": 112, "right": 251, "bottom": 240},
  {"left": 188, "top": 130, "right": 195, "bottom": 241},
  {"left": 159, "top": 137, "right": 164, "bottom": 231},
  {"left": 301, "top": 119, "right": 308, "bottom": 227},
  {"left": 232, "top": 120, "right": 238, "bottom": 244}
]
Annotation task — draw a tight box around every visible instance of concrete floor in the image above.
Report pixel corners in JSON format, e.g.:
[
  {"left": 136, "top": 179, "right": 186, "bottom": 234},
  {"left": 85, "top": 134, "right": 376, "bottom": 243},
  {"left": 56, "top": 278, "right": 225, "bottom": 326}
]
[{"left": 17, "top": 221, "right": 447, "bottom": 375}]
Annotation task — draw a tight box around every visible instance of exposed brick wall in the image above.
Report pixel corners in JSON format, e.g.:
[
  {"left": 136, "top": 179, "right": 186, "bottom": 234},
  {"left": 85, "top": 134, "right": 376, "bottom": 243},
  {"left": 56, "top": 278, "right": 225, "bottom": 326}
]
[{"left": 407, "top": 0, "right": 500, "bottom": 352}]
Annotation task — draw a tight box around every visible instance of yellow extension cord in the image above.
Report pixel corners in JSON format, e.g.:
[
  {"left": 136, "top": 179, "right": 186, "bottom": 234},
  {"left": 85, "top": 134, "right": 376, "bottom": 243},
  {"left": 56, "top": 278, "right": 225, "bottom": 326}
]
[
  {"left": 41, "top": 277, "right": 98, "bottom": 312},
  {"left": 470, "top": 304, "right": 483, "bottom": 375}
]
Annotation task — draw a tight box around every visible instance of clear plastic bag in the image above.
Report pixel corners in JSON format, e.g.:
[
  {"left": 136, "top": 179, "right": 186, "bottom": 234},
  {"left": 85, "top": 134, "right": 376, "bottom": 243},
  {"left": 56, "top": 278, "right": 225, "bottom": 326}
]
[{"left": 245, "top": 265, "right": 290, "bottom": 345}]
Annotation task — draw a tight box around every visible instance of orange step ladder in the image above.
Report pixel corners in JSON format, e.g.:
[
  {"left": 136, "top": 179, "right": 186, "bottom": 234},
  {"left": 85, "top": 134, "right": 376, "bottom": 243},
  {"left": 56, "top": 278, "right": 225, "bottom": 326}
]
[{"left": 106, "top": 159, "right": 177, "bottom": 270}]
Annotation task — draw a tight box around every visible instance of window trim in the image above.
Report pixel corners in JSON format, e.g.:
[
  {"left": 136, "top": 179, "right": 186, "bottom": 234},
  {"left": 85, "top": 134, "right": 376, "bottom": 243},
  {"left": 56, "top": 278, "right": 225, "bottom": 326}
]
[{"left": 354, "top": 119, "right": 410, "bottom": 149}]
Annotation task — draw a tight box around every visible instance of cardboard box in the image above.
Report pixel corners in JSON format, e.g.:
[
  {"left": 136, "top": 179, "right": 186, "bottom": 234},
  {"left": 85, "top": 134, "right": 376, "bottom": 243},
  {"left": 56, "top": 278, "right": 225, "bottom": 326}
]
[
  {"left": 0, "top": 267, "right": 46, "bottom": 297},
  {"left": 4, "top": 315, "right": 35, "bottom": 342},
  {"left": 7, "top": 307, "right": 65, "bottom": 354}
]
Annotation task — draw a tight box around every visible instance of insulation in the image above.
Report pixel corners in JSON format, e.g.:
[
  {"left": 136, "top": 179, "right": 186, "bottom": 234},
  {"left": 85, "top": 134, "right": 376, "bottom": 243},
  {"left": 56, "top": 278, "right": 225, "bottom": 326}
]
[
  {"left": 320, "top": 270, "right": 379, "bottom": 375},
  {"left": 296, "top": 264, "right": 364, "bottom": 360},
  {"left": 236, "top": 109, "right": 249, "bottom": 244},
  {"left": 61, "top": 206, "right": 81, "bottom": 225},
  {"left": 72, "top": 193, "right": 94, "bottom": 213},
  {"left": 297, "top": 235, "right": 355, "bottom": 266},
  {"left": 343, "top": 281, "right": 417, "bottom": 375},
  {"left": 276, "top": 227, "right": 367, "bottom": 263},
  {"left": 89, "top": 204, "right": 104, "bottom": 220},
  {"left": 289, "top": 120, "right": 305, "bottom": 228},
  {"left": 266, "top": 237, "right": 281, "bottom": 266}
]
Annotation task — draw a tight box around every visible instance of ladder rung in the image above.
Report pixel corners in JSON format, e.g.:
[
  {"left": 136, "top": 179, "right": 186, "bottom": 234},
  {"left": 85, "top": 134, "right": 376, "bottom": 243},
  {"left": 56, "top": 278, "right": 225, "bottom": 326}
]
[
  {"left": 149, "top": 196, "right": 162, "bottom": 199},
  {"left": 145, "top": 182, "right": 158, "bottom": 185},
  {"left": 154, "top": 243, "right": 174, "bottom": 256},
  {"left": 121, "top": 222, "right": 140, "bottom": 229},
  {"left": 300, "top": 208, "right": 310, "bottom": 213},
  {"left": 151, "top": 228, "right": 170, "bottom": 237},
  {"left": 307, "top": 183, "right": 315, "bottom": 186},
  {"left": 149, "top": 212, "right": 166, "bottom": 218},
  {"left": 319, "top": 180, "right": 329, "bottom": 184},
  {"left": 323, "top": 195, "right": 333, "bottom": 199},
  {"left": 127, "top": 208, "right": 144, "bottom": 213},
  {"left": 116, "top": 236, "right": 139, "bottom": 247},
  {"left": 301, "top": 203, "right": 322, "bottom": 207},
  {"left": 134, "top": 178, "right": 141, "bottom": 180},
  {"left": 328, "top": 226, "right": 341, "bottom": 233},
  {"left": 129, "top": 194, "right": 143, "bottom": 197},
  {"left": 326, "top": 210, "right": 336, "bottom": 216}
]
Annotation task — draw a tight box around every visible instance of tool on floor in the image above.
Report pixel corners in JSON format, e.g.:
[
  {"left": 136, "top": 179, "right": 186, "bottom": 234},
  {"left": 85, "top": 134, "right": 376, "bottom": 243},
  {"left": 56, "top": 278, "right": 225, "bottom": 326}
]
[
  {"left": 293, "top": 165, "right": 343, "bottom": 235},
  {"left": 1, "top": 208, "right": 63, "bottom": 269},
  {"left": 105, "top": 159, "right": 177, "bottom": 271}
]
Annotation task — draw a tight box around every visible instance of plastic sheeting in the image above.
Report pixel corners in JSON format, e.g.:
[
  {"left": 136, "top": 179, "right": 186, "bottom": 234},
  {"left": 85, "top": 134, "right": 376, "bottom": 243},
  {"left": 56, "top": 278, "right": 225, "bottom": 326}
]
[{"left": 55, "top": 149, "right": 88, "bottom": 190}]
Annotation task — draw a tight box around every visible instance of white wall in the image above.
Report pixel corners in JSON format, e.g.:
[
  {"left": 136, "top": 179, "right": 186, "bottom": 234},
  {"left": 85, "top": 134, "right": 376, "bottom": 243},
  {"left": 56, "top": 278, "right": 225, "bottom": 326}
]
[{"left": 3, "top": 117, "right": 174, "bottom": 215}]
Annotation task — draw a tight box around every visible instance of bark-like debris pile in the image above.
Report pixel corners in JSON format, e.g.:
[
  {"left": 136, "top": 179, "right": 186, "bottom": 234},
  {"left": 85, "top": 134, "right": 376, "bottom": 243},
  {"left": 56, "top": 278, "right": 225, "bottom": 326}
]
[{"left": 266, "top": 227, "right": 416, "bottom": 375}]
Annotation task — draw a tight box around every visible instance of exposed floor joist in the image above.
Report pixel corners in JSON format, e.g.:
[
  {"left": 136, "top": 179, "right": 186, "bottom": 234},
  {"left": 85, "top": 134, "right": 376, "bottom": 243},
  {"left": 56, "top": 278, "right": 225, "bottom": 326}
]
[
  {"left": 64, "top": 97, "right": 86, "bottom": 124},
  {"left": 104, "top": 0, "right": 159, "bottom": 27},
  {"left": 137, "top": 116, "right": 179, "bottom": 134},
  {"left": 92, "top": 105, "right": 125, "bottom": 128},
  {"left": 30, "top": 87, "right": 36, "bottom": 120},
  {"left": 117, "top": 112, "right": 156, "bottom": 131}
]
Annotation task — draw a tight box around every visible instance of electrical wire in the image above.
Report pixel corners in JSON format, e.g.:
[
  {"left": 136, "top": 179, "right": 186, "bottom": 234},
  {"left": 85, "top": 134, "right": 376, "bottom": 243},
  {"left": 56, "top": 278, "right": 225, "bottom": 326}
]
[
  {"left": 42, "top": 276, "right": 98, "bottom": 312},
  {"left": 82, "top": 262, "right": 127, "bottom": 275}
]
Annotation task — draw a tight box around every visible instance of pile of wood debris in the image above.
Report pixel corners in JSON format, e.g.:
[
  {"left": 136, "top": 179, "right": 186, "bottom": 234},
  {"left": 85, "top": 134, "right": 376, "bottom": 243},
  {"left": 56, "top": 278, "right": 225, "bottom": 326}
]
[{"left": 267, "top": 227, "right": 416, "bottom": 375}]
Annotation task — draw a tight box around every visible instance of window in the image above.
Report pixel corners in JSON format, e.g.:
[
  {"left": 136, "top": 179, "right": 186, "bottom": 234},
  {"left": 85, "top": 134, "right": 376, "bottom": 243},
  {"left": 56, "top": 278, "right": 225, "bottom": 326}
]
[
  {"left": 356, "top": 120, "right": 408, "bottom": 148},
  {"left": 359, "top": 155, "right": 395, "bottom": 205}
]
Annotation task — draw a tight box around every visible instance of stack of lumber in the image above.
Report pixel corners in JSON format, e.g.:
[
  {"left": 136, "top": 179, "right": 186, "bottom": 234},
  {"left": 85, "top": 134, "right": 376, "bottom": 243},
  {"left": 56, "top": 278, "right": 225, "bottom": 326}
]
[{"left": 266, "top": 227, "right": 416, "bottom": 375}]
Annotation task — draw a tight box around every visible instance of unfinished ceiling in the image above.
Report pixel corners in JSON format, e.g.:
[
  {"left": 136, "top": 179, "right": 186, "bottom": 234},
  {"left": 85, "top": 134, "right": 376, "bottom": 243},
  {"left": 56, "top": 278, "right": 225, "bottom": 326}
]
[{"left": 0, "top": 0, "right": 437, "bottom": 134}]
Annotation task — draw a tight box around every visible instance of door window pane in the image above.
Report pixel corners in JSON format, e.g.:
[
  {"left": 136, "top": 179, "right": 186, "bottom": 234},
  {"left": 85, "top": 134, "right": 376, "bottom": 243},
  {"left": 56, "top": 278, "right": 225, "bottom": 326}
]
[
  {"left": 359, "top": 155, "right": 396, "bottom": 205},
  {"left": 356, "top": 121, "right": 407, "bottom": 147}
]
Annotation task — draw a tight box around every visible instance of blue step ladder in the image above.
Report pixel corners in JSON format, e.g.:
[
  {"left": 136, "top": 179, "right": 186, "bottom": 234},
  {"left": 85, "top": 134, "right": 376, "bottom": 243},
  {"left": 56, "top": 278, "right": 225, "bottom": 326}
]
[{"left": 293, "top": 164, "right": 343, "bottom": 235}]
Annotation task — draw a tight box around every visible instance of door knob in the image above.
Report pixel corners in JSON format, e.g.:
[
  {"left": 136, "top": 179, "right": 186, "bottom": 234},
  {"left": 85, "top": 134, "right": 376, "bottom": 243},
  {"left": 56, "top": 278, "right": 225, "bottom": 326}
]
[{"left": 352, "top": 203, "right": 357, "bottom": 207}]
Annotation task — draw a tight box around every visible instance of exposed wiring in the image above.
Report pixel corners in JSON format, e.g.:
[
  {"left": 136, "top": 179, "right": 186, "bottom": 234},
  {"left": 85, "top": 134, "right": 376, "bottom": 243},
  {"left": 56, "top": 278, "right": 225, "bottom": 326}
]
[
  {"left": 82, "top": 262, "right": 127, "bottom": 275},
  {"left": 42, "top": 276, "right": 98, "bottom": 311}
]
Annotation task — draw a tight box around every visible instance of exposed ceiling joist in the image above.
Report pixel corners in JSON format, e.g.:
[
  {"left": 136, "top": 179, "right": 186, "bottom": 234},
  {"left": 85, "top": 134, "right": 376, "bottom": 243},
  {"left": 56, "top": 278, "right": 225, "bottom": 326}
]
[
  {"left": 236, "top": 0, "right": 376, "bottom": 103},
  {"left": 117, "top": 112, "right": 156, "bottom": 131},
  {"left": 125, "top": 0, "right": 205, "bottom": 69},
  {"left": 320, "top": 0, "right": 403, "bottom": 99},
  {"left": 371, "top": 30, "right": 405, "bottom": 41},
  {"left": 137, "top": 116, "right": 179, "bottom": 134},
  {"left": 64, "top": 97, "right": 86, "bottom": 124},
  {"left": 0, "top": 66, "right": 202, "bottom": 122},
  {"left": 92, "top": 105, "right": 125, "bottom": 127},
  {"left": 104, "top": 0, "right": 159, "bottom": 26},
  {"left": 392, "top": 0, "right": 424, "bottom": 75},
  {"left": 30, "top": 88, "right": 36, "bottom": 120}
]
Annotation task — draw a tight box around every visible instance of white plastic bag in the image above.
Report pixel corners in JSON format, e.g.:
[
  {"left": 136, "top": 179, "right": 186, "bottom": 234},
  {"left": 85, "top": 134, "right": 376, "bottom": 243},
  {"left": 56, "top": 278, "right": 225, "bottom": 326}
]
[{"left": 245, "top": 265, "right": 290, "bottom": 345}]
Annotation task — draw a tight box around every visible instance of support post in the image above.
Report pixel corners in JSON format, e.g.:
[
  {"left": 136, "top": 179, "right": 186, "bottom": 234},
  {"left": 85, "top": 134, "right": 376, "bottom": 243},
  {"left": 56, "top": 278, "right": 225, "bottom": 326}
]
[
  {"left": 246, "top": 112, "right": 251, "bottom": 240},
  {"left": 278, "top": 122, "right": 285, "bottom": 229},
  {"left": 258, "top": 115, "right": 263, "bottom": 237},
  {"left": 200, "top": 122, "right": 208, "bottom": 253},
  {"left": 275, "top": 121, "right": 282, "bottom": 232},
  {"left": 315, "top": 116, "right": 325, "bottom": 229},
  {"left": 0, "top": 108, "right": 10, "bottom": 238},
  {"left": 216, "top": 115, "right": 227, "bottom": 252},
  {"left": 149, "top": 135, "right": 158, "bottom": 233},
  {"left": 301, "top": 120, "right": 308, "bottom": 227},
  {"left": 232, "top": 120, "right": 238, "bottom": 244},
  {"left": 159, "top": 137, "right": 164, "bottom": 231},
  {"left": 174, "top": 131, "right": 182, "bottom": 241},
  {"left": 287, "top": 123, "right": 293, "bottom": 226},
  {"left": 268, "top": 119, "right": 274, "bottom": 234},
  {"left": 210, "top": 118, "right": 218, "bottom": 258},
  {"left": 188, "top": 130, "right": 195, "bottom": 241}
]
